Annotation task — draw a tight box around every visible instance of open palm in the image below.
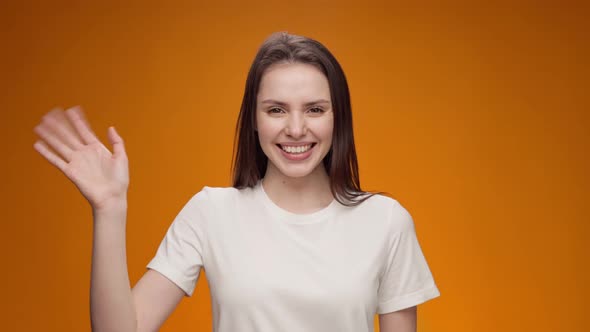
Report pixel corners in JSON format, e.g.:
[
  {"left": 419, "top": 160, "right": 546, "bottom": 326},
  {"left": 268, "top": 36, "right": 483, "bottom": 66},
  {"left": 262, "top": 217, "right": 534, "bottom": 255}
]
[{"left": 33, "top": 106, "right": 129, "bottom": 211}]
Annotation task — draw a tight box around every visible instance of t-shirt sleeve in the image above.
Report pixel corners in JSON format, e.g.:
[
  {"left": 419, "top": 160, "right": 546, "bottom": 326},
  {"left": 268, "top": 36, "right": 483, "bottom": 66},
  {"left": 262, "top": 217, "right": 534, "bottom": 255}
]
[
  {"left": 376, "top": 200, "right": 440, "bottom": 314},
  {"left": 146, "top": 188, "right": 210, "bottom": 297}
]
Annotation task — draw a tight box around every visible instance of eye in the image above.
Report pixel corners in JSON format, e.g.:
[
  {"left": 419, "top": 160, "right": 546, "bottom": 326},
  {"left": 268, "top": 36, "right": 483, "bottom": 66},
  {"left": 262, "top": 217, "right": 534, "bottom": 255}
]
[
  {"left": 268, "top": 107, "right": 285, "bottom": 114},
  {"left": 308, "top": 107, "right": 325, "bottom": 114}
]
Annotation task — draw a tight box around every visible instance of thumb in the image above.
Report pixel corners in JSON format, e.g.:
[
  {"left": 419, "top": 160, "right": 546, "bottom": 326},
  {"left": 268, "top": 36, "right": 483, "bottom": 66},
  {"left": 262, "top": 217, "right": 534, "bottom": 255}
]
[{"left": 107, "top": 126, "right": 126, "bottom": 158}]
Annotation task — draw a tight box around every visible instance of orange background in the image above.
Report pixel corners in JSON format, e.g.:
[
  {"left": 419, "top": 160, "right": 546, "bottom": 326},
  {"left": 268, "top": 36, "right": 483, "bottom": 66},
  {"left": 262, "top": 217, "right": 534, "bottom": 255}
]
[{"left": 2, "top": 1, "right": 588, "bottom": 331}]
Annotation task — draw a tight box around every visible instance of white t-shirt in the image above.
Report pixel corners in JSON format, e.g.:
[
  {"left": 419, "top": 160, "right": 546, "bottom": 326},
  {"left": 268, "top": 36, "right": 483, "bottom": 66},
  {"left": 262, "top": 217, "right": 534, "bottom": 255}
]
[{"left": 147, "top": 180, "right": 440, "bottom": 331}]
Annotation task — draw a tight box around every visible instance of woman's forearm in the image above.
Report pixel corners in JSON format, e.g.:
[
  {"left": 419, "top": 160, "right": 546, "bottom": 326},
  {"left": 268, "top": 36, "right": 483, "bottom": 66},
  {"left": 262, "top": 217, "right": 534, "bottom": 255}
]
[{"left": 90, "top": 201, "right": 137, "bottom": 332}]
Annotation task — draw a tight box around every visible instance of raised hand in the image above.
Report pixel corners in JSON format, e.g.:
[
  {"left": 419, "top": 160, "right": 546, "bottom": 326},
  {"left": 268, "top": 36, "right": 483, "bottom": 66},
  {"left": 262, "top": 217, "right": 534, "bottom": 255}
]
[{"left": 33, "top": 106, "right": 129, "bottom": 212}]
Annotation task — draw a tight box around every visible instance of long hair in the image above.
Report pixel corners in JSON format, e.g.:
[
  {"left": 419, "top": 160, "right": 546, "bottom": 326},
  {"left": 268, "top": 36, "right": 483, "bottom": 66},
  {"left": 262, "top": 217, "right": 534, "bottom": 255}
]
[{"left": 231, "top": 31, "right": 380, "bottom": 206}]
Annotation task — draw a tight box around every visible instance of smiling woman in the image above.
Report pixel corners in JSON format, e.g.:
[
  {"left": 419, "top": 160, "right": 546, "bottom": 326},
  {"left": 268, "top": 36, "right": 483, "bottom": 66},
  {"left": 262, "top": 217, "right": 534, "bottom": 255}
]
[{"left": 33, "top": 31, "right": 440, "bottom": 332}]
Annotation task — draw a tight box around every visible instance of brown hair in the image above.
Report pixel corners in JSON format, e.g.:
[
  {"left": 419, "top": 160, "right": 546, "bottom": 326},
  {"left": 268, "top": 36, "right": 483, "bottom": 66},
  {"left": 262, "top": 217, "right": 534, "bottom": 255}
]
[{"left": 231, "top": 31, "right": 381, "bottom": 206}]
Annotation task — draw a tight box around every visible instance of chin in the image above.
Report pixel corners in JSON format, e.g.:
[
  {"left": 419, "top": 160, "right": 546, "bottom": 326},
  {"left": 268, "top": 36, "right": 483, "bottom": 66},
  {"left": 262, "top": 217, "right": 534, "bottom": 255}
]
[
  {"left": 276, "top": 167, "right": 315, "bottom": 179},
  {"left": 273, "top": 158, "right": 326, "bottom": 179}
]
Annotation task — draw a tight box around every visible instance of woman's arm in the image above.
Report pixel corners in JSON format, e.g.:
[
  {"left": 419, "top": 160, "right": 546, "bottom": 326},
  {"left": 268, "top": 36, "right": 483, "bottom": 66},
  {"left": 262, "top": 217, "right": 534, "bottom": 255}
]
[
  {"left": 91, "top": 203, "right": 138, "bottom": 332},
  {"left": 378, "top": 306, "right": 417, "bottom": 332},
  {"left": 34, "top": 107, "right": 188, "bottom": 331}
]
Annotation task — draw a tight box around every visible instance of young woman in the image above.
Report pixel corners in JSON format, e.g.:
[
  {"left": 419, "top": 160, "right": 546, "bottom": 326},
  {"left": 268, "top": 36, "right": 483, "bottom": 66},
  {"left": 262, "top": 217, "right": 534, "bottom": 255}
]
[{"left": 33, "top": 32, "right": 440, "bottom": 332}]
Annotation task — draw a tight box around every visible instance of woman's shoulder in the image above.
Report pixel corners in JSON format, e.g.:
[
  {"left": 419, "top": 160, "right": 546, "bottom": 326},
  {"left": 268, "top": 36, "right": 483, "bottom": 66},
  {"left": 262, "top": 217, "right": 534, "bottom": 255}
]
[
  {"left": 354, "top": 192, "right": 414, "bottom": 230},
  {"left": 178, "top": 185, "right": 252, "bottom": 217},
  {"left": 356, "top": 191, "right": 402, "bottom": 210},
  {"left": 200, "top": 184, "right": 240, "bottom": 195},
  {"left": 191, "top": 184, "right": 257, "bottom": 204}
]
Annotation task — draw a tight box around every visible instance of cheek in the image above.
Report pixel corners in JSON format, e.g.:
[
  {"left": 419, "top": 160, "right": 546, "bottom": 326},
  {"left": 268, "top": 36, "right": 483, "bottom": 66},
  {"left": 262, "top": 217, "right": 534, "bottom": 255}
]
[
  {"left": 314, "top": 119, "right": 334, "bottom": 141},
  {"left": 256, "top": 119, "right": 280, "bottom": 142}
]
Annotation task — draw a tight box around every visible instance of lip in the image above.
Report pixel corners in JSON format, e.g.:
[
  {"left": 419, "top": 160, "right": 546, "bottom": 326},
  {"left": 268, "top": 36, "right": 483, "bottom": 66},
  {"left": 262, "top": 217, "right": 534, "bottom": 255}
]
[{"left": 276, "top": 143, "right": 316, "bottom": 161}]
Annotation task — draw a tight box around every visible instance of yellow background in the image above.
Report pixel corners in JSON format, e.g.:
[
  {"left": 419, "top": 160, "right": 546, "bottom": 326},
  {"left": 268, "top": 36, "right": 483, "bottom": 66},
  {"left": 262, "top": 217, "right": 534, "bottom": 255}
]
[{"left": 2, "top": 1, "right": 588, "bottom": 331}]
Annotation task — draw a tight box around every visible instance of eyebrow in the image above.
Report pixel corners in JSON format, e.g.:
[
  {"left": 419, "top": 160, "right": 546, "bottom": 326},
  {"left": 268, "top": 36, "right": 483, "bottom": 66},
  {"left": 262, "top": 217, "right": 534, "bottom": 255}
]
[{"left": 260, "top": 99, "right": 331, "bottom": 107}]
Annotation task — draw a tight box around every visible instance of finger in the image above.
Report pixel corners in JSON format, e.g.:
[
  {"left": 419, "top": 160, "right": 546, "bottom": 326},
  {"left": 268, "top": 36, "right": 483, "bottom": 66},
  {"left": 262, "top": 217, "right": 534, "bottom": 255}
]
[
  {"left": 65, "top": 106, "right": 98, "bottom": 145},
  {"left": 34, "top": 122, "right": 74, "bottom": 162},
  {"left": 33, "top": 140, "right": 67, "bottom": 171},
  {"left": 107, "top": 126, "right": 127, "bottom": 159},
  {"left": 65, "top": 106, "right": 97, "bottom": 137},
  {"left": 75, "top": 107, "right": 97, "bottom": 136},
  {"left": 43, "top": 109, "right": 85, "bottom": 150}
]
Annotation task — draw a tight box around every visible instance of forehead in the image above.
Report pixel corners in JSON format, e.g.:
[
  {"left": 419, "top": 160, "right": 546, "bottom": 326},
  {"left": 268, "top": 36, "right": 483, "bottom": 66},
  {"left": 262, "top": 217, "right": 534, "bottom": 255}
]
[{"left": 257, "top": 63, "right": 331, "bottom": 103}]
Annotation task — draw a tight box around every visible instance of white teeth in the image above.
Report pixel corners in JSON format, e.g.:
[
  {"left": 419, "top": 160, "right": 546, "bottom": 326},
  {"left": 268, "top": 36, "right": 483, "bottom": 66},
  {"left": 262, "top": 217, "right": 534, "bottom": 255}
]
[{"left": 281, "top": 144, "right": 312, "bottom": 154}]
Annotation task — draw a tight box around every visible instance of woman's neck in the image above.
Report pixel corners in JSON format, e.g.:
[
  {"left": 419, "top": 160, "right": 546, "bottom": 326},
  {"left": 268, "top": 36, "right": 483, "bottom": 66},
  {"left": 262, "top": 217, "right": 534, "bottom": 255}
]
[{"left": 261, "top": 164, "right": 333, "bottom": 214}]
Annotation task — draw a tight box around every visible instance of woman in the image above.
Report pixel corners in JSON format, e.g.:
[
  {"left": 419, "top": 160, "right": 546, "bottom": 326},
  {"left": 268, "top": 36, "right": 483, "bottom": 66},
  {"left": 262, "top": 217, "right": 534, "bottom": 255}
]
[{"left": 33, "top": 32, "right": 440, "bottom": 332}]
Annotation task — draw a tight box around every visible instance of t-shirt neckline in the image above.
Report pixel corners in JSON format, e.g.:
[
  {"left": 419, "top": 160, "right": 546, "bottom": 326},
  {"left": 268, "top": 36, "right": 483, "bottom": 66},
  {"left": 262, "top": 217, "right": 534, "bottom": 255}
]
[{"left": 256, "top": 179, "right": 338, "bottom": 225}]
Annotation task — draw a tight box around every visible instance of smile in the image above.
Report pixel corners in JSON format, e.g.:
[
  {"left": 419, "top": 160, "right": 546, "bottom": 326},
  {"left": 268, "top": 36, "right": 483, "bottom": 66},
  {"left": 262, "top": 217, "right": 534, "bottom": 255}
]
[
  {"left": 275, "top": 143, "right": 317, "bottom": 161},
  {"left": 278, "top": 143, "right": 314, "bottom": 154}
]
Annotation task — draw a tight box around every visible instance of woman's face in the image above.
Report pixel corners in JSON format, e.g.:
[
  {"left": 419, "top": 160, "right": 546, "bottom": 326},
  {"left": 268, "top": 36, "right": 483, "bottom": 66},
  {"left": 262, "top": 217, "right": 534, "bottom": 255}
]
[{"left": 256, "top": 62, "right": 334, "bottom": 179}]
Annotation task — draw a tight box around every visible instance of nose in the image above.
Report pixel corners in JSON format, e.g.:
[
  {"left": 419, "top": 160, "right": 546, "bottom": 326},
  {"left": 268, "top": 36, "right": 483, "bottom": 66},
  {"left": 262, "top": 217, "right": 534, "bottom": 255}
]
[{"left": 284, "top": 112, "right": 307, "bottom": 138}]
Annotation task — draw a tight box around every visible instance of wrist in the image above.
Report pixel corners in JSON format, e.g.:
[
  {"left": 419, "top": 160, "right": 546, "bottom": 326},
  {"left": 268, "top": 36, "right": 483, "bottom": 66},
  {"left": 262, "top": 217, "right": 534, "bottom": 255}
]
[{"left": 92, "top": 197, "right": 128, "bottom": 217}]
